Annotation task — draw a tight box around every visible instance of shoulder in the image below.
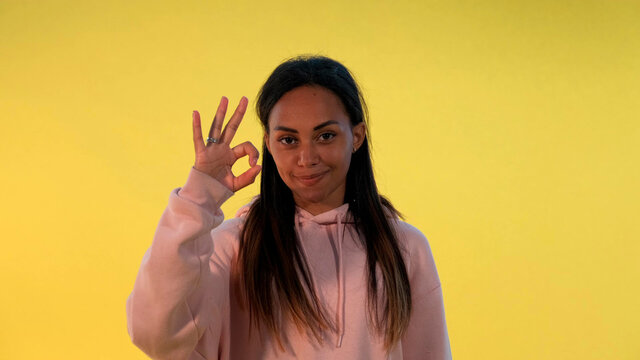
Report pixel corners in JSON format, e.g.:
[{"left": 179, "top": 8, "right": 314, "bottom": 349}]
[
  {"left": 211, "top": 217, "right": 244, "bottom": 238},
  {"left": 392, "top": 219, "right": 432, "bottom": 258},
  {"left": 391, "top": 220, "right": 441, "bottom": 290},
  {"left": 209, "top": 212, "right": 247, "bottom": 265},
  {"left": 210, "top": 198, "right": 254, "bottom": 241}
]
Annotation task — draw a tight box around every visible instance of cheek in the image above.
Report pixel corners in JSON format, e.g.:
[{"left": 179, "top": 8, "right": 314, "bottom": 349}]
[
  {"left": 330, "top": 150, "right": 353, "bottom": 173},
  {"left": 270, "top": 150, "right": 293, "bottom": 178},
  {"left": 341, "top": 156, "right": 353, "bottom": 172}
]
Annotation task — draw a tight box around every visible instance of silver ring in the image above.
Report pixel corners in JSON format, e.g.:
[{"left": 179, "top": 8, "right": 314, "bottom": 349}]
[{"left": 206, "top": 137, "right": 219, "bottom": 144}]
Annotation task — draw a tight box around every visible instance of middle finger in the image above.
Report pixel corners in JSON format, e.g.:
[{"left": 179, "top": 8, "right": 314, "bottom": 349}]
[
  {"left": 208, "top": 96, "right": 229, "bottom": 142},
  {"left": 220, "top": 96, "right": 248, "bottom": 144}
]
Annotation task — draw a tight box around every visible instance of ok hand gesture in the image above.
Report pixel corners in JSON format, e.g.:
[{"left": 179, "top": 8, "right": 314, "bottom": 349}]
[{"left": 192, "top": 96, "right": 262, "bottom": 192}]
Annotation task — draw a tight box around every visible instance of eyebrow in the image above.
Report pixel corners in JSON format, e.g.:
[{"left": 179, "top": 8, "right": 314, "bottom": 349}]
[{"left": 273, "top": 120, "right": 339, "bottom": 133}]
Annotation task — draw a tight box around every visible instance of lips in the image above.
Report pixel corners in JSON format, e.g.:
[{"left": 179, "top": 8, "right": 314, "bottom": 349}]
[{"left": 294, "top": 171, "right": 328, "bottom": 186}]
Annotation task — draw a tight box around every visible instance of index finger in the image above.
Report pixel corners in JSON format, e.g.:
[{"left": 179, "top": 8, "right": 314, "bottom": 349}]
[
  {"left": 220, "top": 96, "right": 248, "bottom": 144},
  {"left": 192, "top": 110, "right": 205, "bottom": 153}
]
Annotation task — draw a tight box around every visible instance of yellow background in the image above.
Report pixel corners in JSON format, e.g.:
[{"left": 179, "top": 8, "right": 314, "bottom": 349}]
[{"left": 1, "top": 1, "right": 638, "bottom": 359}]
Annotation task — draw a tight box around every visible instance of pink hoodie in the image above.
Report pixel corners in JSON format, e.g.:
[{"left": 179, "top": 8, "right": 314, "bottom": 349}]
[{"left": 126, "top": 167, "right": 452, "bottom": 359}]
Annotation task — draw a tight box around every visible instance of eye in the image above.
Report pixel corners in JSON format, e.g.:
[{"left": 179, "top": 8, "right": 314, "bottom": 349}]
[
  {"left": 318, "top": 132, "right": 336, "bottom": 142},
  {"left": 278, "top": 136, "right": 297, "bottom": 145}
]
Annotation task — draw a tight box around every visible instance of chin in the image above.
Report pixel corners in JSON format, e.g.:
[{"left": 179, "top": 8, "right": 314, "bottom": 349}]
[{"left": 293, "top": 189, "right": 326, "bottom": 204}]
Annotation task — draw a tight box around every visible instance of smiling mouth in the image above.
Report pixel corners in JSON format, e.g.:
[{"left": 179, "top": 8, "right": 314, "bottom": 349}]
[{"left": 294, "top": 171, "right": 328, "bottom": 186}]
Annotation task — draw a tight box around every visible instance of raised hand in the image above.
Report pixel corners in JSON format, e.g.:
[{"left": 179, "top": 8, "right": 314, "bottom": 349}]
[{"left": 192, "top": 96, "right": 261, "bottom": 192}]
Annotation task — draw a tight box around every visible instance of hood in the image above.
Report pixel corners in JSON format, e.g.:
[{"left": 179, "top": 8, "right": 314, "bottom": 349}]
[{"left": 235, "top": 199, "right": 353, "bottom": 348}]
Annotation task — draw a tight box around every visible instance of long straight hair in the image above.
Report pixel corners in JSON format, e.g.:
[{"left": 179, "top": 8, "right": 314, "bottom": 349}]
[{"left": 238, "top": 55, "right": 411, "bottom": 351}]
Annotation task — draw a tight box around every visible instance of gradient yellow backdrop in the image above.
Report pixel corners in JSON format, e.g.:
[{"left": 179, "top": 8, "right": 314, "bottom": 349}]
[{"left": 1, "top": 1, "right": 638, "bottom": 359}]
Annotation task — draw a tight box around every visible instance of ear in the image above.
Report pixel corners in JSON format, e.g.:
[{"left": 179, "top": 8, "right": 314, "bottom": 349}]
[{"left": 352, "top": 122, "right": 366, "bottom": 152}]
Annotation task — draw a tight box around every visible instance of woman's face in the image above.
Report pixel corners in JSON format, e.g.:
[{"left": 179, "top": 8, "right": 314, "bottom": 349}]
[{"left": 265, "top": 85, "right": 365, "bottom": 215}]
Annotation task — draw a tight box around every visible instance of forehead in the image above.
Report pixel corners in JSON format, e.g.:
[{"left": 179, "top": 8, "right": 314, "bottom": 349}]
[{"left": 268, "top": 85, "right": 350, "bottom": 130}]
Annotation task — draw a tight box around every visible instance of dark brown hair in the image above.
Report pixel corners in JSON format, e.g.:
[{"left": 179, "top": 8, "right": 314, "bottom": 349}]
[{"left": 238, "top": 55, "right": 411, "bottom": 351}]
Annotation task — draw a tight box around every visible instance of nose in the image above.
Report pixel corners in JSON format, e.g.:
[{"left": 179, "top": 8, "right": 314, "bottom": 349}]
[{"left": 297, "top": 142, "right": 320, "bottom": 167}]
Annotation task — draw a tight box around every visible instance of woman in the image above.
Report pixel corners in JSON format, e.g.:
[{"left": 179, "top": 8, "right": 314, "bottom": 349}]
[{"left": 126, "top": 55, "right": 451, "bottom": 360}]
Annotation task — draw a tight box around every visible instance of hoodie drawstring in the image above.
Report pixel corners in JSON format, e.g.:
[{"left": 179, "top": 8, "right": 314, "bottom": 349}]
[
  {"left": 336, "top": 216, "right": 346, "bottom": 347},
  {"left": 296, "top": 219, "right": 320, "bottom": 303}
]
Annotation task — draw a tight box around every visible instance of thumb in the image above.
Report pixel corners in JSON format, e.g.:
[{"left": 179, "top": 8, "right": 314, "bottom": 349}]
[{"left": 233, "top": 164, "right": 262, "bottom": 191}]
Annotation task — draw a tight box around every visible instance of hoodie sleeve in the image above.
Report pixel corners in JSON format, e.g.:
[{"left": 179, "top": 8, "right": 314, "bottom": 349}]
[
  {"left": 126, "top": 167, "right": 234, "bottom": 359},
  {"left": 400, "top": 223, "right": 452, "bottom": 360}
]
